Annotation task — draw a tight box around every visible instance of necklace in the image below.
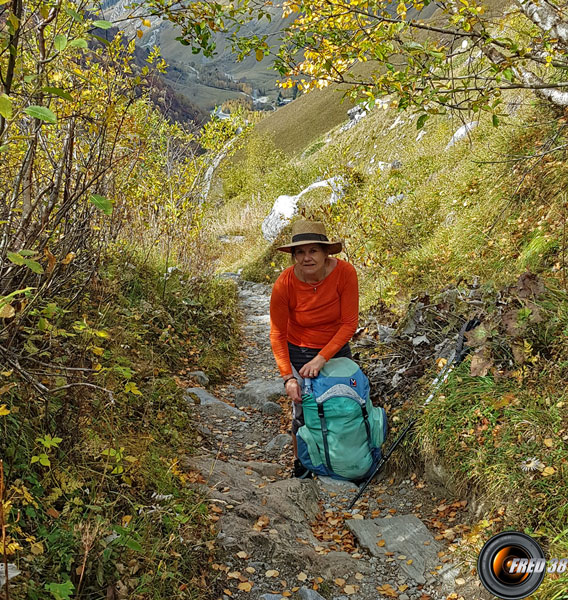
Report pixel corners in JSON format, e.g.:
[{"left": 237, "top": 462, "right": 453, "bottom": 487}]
[
  {"left": 296, "top": 261, "right": 328, "bottom": 292},
  {"left": 309, "top": 279, "right": 325, "bottom": 293}
]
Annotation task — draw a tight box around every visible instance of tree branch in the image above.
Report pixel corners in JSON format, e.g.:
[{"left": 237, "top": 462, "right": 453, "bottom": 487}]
[{"left": 483, "top": 41, "right": 568, "bottom": 106}]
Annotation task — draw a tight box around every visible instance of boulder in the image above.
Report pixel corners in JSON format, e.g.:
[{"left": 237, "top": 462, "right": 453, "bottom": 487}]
[
  {"left": 385, "top": 193, "right": 404, "bottom": 206},
  {"left": 188, "top": 370, "right": 209, "bottom": 386},
  {"left": 266, "top": 433, "right": 292, "bottom": 453},
  {"left": 261, "top": 195, "right": 298, "bottom": 243},
  {"left": 262, "top": 401, "right": 283, "bottom": 416},
  {"left": 235, "top": 379, "right": 284, "bottom": 409},
  {"left": 0, "top": 564, "right": 20, "bottom": 586},
  {"left": 339, "top": 103, "right": 371, "bottom": 132},
  {"left": 262, "top": 178, "right": 345, "bottom": 242}
]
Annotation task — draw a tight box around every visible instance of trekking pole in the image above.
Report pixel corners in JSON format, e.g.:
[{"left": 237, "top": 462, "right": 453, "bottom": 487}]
[{"left": 347, "top": 317, "right": 481, "bottom": 510}]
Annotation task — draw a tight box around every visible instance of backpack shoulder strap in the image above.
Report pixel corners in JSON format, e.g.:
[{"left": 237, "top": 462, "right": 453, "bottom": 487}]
[{"left": 317, "top": 402, "right": 333, "bottom": 472}]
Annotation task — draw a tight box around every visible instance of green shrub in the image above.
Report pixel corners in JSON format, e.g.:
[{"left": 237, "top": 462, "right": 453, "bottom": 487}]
[{"left": 1, "top": 247, "right": 240, "bottom": 600}]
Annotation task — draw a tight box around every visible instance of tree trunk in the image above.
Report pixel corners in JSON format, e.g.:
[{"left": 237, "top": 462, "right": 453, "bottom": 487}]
[{"left": 517, "top": 0, "right": 568, "bottom": 48}]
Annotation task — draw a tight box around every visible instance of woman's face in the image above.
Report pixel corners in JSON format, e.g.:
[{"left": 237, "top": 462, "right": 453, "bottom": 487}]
[{"left": 293, "top": 244, "right": 328, "bottom": 276}]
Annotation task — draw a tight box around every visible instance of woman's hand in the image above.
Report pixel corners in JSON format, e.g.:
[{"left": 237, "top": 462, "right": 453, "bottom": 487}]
[
  {"left": 284, "top": 378, "right": 302, "bottom": 403},
  {"left": 299, "top": 355, "right": 326, "bottom": 379}
]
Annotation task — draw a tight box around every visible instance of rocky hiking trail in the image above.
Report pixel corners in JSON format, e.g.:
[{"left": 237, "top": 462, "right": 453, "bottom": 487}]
[{"left": 184, "top": 275, "right": 492, "bottom": 600}]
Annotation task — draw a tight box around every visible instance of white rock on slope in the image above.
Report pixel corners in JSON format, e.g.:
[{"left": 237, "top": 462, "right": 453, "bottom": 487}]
[
  {"left": 262, "top": 177, "right": 345, "bottom": 242},
  {"left": 445, "top": 121, "right": 478, "bottom": 150}
]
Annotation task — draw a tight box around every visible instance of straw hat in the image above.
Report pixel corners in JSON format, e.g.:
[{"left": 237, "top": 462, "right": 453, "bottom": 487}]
[{"left": 276, "top": 220, "right": 342, "bottom": 254}]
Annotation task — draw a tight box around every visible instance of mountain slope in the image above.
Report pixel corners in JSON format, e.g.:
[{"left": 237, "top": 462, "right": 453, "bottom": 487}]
[{"left": 101, "top": 1, "right": 289, "bottom": 112}]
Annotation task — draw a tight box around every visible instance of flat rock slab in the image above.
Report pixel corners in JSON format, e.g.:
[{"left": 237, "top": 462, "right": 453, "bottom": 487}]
[
  {"left": 230, "top": 460, "right": 284, "bottom": 478},
  {"left": 235, "top": 379, "right": 284, "bottom": 409},
  {"left": 316, "top": 476, "right": 359, "bottom": 493},
  {"left": 185, "top": 387, "right": 248, "bottom": 419},
  {"left": 346, "top": 515, "right": 443, "bottom": 584}
]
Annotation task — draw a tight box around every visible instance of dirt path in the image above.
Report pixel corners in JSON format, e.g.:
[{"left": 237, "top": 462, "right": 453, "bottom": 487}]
[{"left": 185, "top": 275, "right": 491, "bottom": 600}]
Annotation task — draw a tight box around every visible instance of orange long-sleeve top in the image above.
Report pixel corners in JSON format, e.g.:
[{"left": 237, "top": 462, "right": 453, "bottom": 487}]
[{"left": 269, "top": 258, "right": 359, "bottom": 377}]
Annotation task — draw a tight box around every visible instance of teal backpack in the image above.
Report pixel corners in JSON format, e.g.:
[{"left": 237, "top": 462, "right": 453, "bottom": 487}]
[{"left": 296, "top": 357, "right": 388, "bottom": 482}]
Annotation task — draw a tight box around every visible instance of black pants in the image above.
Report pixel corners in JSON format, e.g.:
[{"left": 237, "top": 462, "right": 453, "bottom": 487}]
[
  {"left": 287, "top": 341, "right": 353, "bottom": 373},
  {"left": 288, "top": 341, "right": 353, "bottom": 434}
]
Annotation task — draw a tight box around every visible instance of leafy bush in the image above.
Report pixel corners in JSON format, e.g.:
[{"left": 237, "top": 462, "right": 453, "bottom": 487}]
[{"left": 0, "top": 248, "right": 240, "bottom": 599}]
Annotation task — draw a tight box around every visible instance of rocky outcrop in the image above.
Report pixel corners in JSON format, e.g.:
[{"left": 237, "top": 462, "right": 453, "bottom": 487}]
[{"left": 262, "top": 177, "right": 345, "bottom": 242}]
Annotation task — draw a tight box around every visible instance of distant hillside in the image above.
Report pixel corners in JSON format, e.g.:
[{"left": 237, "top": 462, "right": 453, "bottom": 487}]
[
  {"left": 91, "top": 21, "right": 208, "bottom": 127},
  {"left": 100, "top": 1, "right": 291, "bottom": 113},
  {"left": 251, "top": 61, "right": 390, "bottom": 156}
]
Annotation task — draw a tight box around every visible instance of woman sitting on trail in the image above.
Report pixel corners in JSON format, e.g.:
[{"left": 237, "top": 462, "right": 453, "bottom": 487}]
[{"left": 269, "top": 220, "right": 359, "bottom": 478}]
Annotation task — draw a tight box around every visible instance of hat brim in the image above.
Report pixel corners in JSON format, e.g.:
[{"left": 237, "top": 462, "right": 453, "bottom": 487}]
[{"left": 276, "top": 240, "right": 343, "bottom": 254}]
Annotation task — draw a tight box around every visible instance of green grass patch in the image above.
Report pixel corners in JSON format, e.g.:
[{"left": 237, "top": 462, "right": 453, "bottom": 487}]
[{"left": 407, "top": 287, "right": 568, "bottom": 600}]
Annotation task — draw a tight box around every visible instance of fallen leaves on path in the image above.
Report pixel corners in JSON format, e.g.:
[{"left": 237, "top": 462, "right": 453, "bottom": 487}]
[
  {"left": 309, "top": 507, "right": 358, "bottom": 554},
  {"left": 426, "top": 499, "right": 470, "bottom": 545},
  {"left": 252, "top": 515, "right": 270, "bottom": 531},
  {"left": 237, "top": 581, "right": 253, "bottom": 592},
  {"left": 186, "top": 471, "right": 206, "bottom": 484},
  {"left": 377, "top": 583, "right": 398, "bottom": 597},
  {"left": 344, "top": 584, "right": 359, "bottom": 595}
]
